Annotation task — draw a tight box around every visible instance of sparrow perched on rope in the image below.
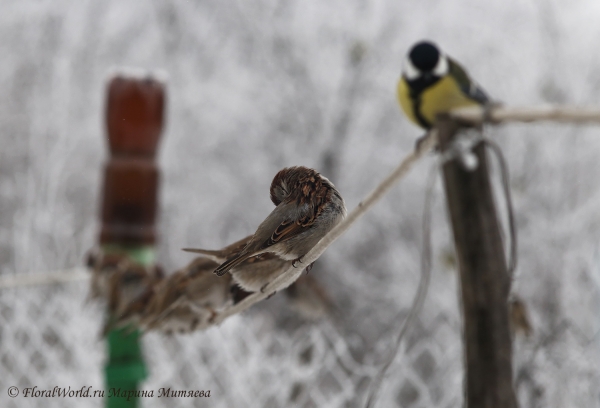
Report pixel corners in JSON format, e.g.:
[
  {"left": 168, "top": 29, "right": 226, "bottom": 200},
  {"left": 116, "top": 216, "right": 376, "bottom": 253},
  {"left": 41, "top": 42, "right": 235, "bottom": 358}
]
[
  {"left": 186, "top": 166, "right": 346, "bottom": 278},
  {"left": 184, "top": 235, "right": 292, "bottom": 293},
  {"left": 397, "top": 40, "right": 491, "bottom": 130},
  {"left": 86, "top": 251, "right": 164, "bottom": 336},
  {"left": 113, "top": 257, "right": 233, "bottom": 334}
]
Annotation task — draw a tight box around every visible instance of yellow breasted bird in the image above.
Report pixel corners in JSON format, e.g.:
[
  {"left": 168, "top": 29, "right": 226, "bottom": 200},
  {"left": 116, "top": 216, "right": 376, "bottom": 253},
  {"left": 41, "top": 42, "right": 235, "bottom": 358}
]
[{"left": 397, "top": 41, "right": 490, "bottom": 129}]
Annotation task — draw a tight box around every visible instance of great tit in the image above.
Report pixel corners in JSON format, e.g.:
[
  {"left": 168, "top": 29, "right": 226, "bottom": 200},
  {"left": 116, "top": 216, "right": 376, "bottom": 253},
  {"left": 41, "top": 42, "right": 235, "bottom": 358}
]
[{"left": 397, "top": 41, "right": 490, "bottom": 129}]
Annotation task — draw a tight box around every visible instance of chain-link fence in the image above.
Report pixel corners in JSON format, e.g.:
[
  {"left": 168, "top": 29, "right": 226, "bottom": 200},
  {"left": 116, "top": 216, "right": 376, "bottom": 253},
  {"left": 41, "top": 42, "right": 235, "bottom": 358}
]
[{"left": 1, "top": 244, "right": 598, "bottom": 408}]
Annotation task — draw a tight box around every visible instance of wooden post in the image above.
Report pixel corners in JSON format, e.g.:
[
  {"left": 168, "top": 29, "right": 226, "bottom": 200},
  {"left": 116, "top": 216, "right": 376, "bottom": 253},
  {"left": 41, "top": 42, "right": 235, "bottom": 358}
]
[{"left": 437, "top": 116, "right": 517, "bottom": 408}]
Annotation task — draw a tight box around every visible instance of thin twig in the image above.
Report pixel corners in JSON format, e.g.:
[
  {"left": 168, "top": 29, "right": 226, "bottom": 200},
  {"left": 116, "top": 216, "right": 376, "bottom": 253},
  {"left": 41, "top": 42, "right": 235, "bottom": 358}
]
[
  {"left": 0, "top": 268, "right": 89, "bottom": 290},
  {"left": 211, "top": 130, "right": 438, "bottom": 326},
  {"left": 450, "top": 105, "right": 600, "bottom": 126}
]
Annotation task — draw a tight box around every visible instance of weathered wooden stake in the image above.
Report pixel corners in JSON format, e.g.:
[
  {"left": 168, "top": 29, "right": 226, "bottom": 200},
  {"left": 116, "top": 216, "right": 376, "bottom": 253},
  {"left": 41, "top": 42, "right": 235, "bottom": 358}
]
[{"left": 437, "top": 116, "right": 517, "bottom": 408}]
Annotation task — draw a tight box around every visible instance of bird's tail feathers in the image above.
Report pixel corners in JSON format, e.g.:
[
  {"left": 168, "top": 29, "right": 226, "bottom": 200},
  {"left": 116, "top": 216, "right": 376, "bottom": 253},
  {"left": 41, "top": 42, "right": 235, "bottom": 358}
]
[
  {"left": 213, "top": 252, "right": 253, "bottom": 276},
  {"left": 182, "top": 248, "right": 225, "bottom": 263}
]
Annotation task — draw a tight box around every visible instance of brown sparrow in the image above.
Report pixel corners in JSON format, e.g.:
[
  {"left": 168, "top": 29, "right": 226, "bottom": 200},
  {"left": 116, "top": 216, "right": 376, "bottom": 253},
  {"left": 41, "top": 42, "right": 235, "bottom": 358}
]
[
  {"left": 87, "top": 251, "right": 164, "bottom": 335},
  {"left": 105, "top": 263, "right": 160, "bottom": 318},
  {"left": 106, "top": 284, "right": 158, "bottom": 333},
  {"left": 184, "top": 235, "right": 294, "bottom": 292},
  {"left": 86, "top": 250, "right": 125, "bottom": 302},
  {"left": 138, "top": 257, "right": 233, "bottom": 333},
  {"left": 86, "top": 250, "right": 163, "bottom": 304},
  {"left": 208, "top": 166, "right": 346, "bottom": 276}
]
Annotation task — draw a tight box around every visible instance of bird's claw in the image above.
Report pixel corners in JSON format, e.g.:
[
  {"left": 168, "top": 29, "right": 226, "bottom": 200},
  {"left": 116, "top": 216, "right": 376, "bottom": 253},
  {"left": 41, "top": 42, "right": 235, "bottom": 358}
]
[
  {"left": 292, "top": 257, "right": 304, "bottom": 268},
  {"left": 261, "top": 284, "right": 276, "bottom": 299}
]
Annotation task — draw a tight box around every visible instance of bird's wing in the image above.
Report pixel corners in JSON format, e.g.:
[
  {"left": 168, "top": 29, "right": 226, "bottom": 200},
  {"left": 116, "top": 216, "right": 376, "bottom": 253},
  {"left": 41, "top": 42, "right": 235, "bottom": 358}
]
[
  {"left": 259, "top": 219, "right": 311, "bottom": 250},
  {"left": 275, "top": 220, "right": 309, "bottom": 243},
  {"left": 258, "top": 201, "right": 314, "bottom": 250},
  {"left": 448, "top": 57, "right": 490, "bottom": 105}
]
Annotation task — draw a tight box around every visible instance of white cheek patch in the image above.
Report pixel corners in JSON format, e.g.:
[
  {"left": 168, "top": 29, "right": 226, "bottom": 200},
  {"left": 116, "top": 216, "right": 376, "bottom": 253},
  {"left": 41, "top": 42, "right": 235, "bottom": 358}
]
[
  {"left": 433, "top": 55, "right": 449, "bottom": 76},
  {"left": 403, "top": 57, "right": 420, "bottom": 80}
]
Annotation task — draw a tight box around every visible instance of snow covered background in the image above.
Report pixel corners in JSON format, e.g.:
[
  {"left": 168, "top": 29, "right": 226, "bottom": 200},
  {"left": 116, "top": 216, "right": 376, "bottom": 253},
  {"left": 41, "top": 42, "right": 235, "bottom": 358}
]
[{"left": 1, "top": 0, "right": 599, "bottom": 407}]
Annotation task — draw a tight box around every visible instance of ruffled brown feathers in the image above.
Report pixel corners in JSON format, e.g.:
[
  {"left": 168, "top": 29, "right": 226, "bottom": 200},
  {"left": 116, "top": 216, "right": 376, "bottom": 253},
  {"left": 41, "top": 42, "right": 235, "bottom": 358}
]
[{"left": 270, "top": 166, "right": 334, "bottom": 227}]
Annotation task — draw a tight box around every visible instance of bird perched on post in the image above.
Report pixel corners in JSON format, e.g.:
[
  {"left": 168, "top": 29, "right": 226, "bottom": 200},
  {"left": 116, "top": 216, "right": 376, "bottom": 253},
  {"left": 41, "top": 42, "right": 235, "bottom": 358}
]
[
  {"left": 186, "top": 166, "right": 346, "bottom": 280},
  {"left": 397, "top": 40, "right": 491, "bottom": 130}
]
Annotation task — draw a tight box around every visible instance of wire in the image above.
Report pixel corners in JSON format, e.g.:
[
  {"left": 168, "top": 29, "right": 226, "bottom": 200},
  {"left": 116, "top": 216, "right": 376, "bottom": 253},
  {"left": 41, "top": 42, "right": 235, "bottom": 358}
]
[
  {"left": 0, "top": 268, "right": 89, "bottom": 290},
  {"left": 364, "top": 162, "right": 436, "bottom": 408},
  {"left": 483, "top": 137, "right": 518, "bottom": 279}
]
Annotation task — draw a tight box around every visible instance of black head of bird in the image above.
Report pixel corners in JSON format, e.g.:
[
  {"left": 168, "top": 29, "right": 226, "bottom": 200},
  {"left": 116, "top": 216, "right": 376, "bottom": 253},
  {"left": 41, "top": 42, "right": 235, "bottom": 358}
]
[{"left": 403, "top": 41, "right": 449, "bottom": 86}]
